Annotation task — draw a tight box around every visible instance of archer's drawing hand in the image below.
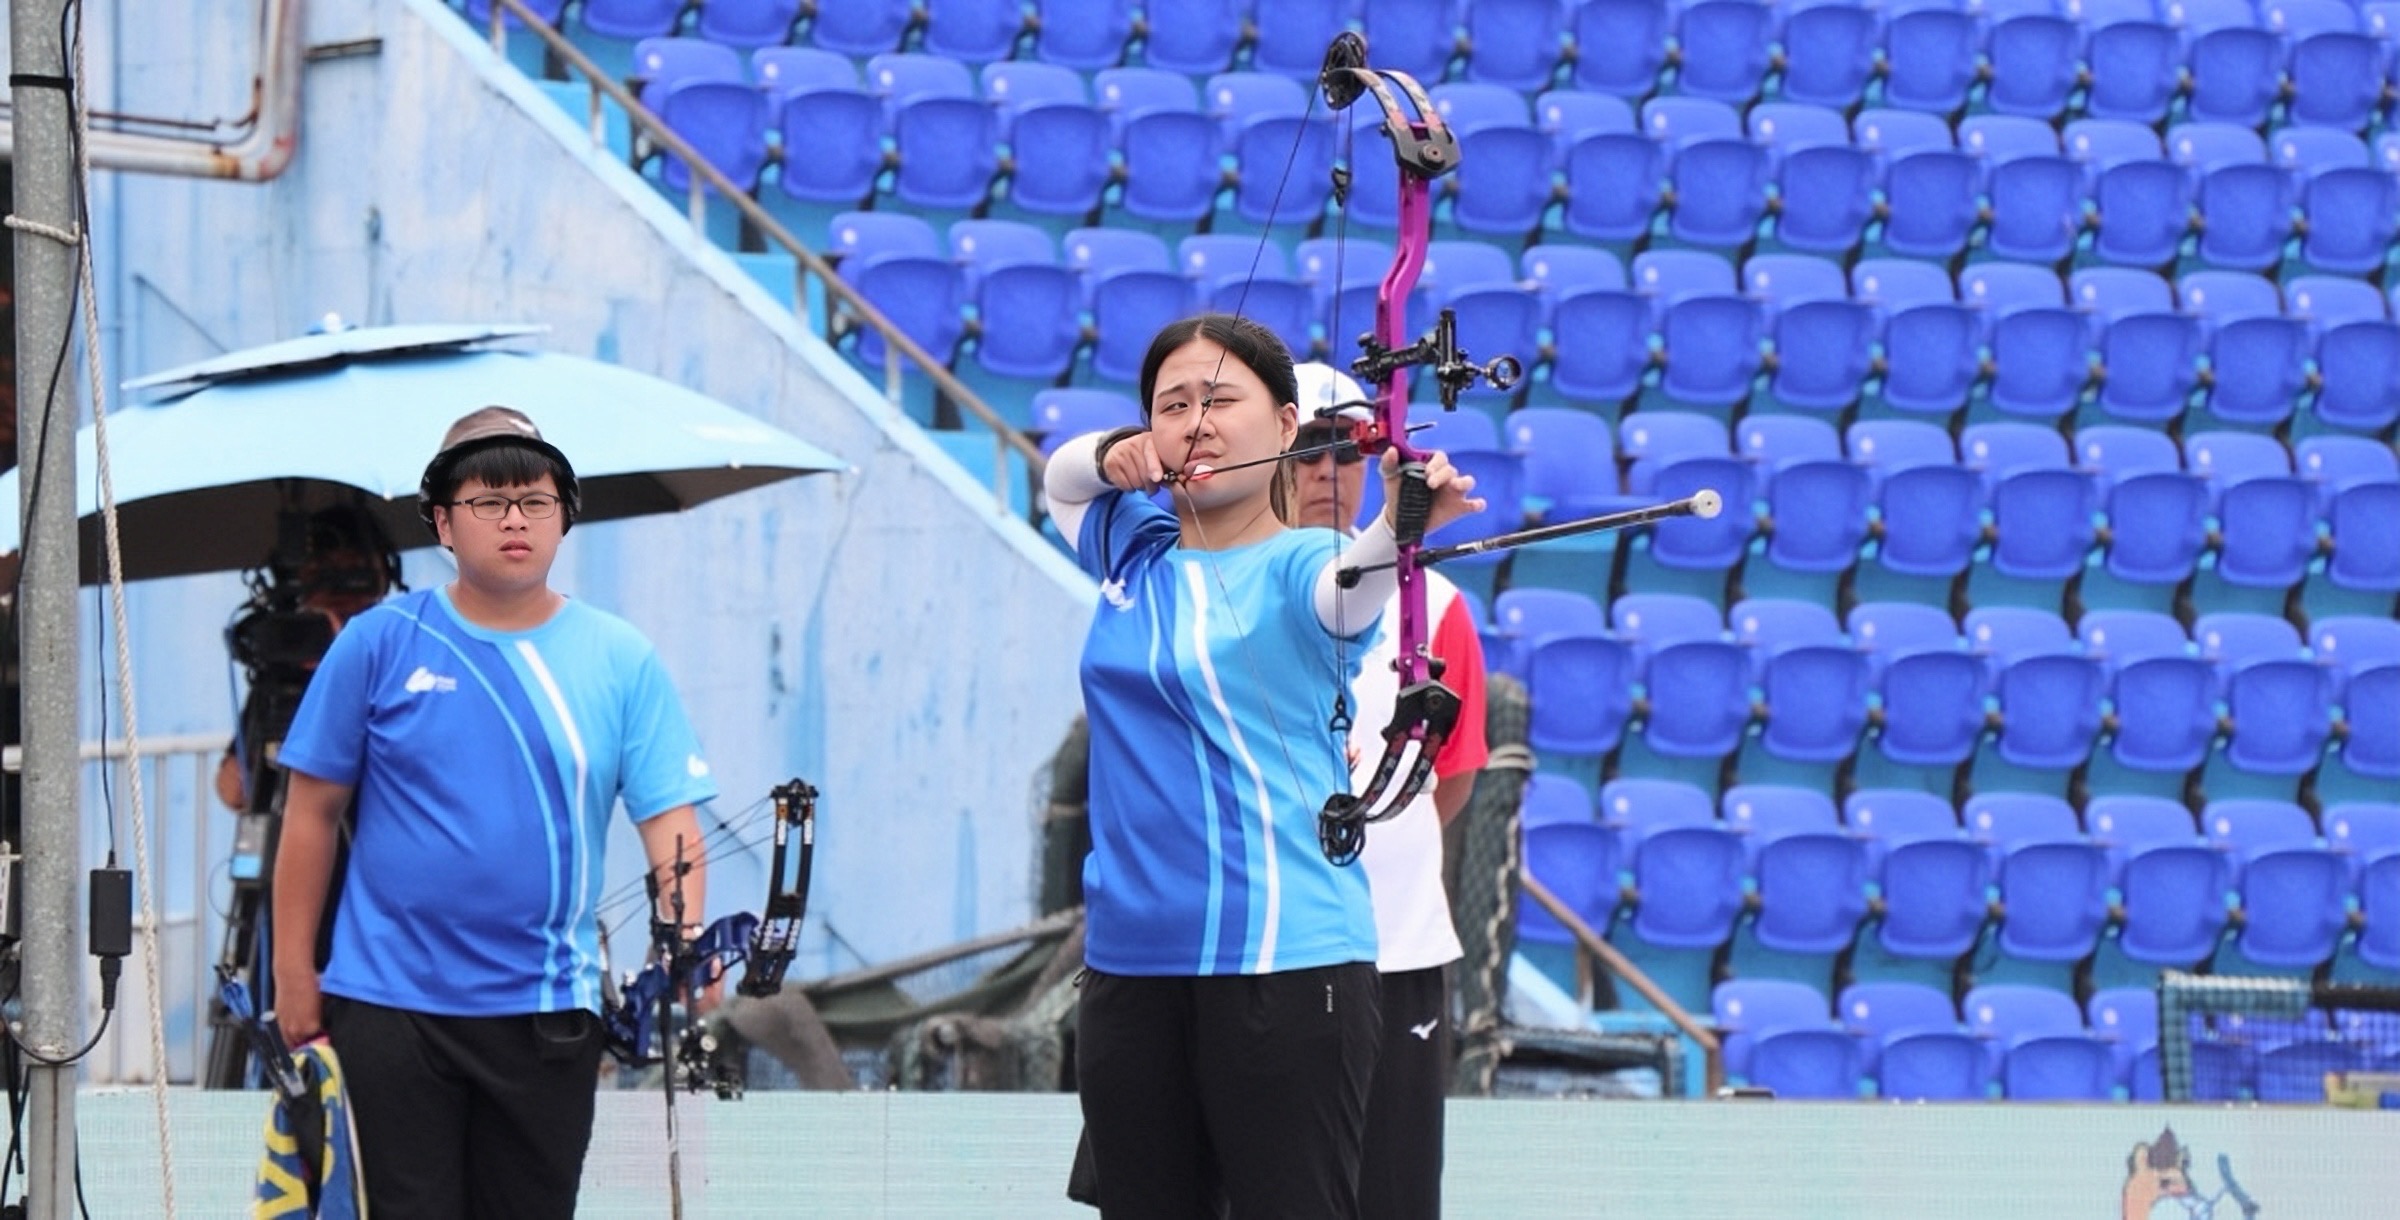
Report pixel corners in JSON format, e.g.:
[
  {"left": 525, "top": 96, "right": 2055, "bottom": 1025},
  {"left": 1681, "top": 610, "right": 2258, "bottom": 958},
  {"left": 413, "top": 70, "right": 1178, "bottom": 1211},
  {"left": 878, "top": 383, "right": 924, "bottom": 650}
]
[{"left": 1099, "top": 431, "right": 1171, "bottom": 494}]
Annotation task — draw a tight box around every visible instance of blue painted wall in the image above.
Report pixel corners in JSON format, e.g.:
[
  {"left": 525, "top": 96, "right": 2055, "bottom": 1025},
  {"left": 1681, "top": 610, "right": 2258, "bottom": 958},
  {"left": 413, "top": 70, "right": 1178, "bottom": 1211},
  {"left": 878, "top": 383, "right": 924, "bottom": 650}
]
[{"left": 51, "top": 0, "right": 1096, "bottom": 987}]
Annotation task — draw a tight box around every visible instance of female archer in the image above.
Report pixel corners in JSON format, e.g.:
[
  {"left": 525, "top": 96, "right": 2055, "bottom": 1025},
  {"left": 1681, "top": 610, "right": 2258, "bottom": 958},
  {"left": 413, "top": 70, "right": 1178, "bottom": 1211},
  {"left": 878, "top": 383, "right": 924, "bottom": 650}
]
[{"left": 1043, "top": 312, "right": 1481, "bottom": 1216}]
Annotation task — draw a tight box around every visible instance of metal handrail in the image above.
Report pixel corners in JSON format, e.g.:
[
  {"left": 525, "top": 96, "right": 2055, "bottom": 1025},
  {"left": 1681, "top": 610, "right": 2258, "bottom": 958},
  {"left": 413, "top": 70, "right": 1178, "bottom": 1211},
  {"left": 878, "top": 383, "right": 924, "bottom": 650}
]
[
  {"left": 483, "top": 0, "right": 1046, "bottom": 514},
  {"left": 1520, "top": 870, "right": 1726, "bottom": 1098}
]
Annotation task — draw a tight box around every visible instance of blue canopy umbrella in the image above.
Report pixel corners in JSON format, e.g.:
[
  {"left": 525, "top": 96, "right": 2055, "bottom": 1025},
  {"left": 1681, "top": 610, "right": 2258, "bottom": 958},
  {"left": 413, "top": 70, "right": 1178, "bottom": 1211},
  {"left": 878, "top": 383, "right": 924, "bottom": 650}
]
[{"left": 0, "top": 323, "right": 845, "bottom": 583}]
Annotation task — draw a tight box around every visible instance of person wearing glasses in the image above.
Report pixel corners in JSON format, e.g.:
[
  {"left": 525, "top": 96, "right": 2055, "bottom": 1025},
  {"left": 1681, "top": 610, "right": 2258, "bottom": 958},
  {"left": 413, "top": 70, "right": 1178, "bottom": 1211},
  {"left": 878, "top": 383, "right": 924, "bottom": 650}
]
[
  {"left": 1282, "top": 363, "right": 1488, "bottom": 1220},
  {"left": 271, "top": 406, "right": 718, "bottom": 1219},
  {"left": 1045, "top": 315, "right": 1482, "bottom": 1217}
]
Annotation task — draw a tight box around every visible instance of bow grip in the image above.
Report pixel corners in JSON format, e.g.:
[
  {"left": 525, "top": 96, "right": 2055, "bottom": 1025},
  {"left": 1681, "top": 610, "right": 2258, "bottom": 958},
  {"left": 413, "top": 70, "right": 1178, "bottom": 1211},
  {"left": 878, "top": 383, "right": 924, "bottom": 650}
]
[{"left": 1390, "top": 459, "right": 1434, "bottom": 547}]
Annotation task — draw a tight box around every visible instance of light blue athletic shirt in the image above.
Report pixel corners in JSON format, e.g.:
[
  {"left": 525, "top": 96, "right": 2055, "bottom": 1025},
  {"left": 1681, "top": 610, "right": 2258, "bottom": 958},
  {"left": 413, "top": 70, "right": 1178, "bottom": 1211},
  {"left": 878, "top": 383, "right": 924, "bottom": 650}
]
[
  {"left": 279, "top": 587, "right": 716, "bottom": 1017},
  {"left": 1075, "top": 492, "right": 1379, "bottom": 976}
]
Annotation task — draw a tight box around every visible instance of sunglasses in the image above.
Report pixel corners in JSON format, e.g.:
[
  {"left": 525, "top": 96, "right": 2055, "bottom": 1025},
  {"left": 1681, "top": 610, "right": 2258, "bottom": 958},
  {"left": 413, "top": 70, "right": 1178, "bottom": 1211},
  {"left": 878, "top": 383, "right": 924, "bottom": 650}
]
[{"left": 1290, "top": 430, "right": 1365, "bottom": 466}]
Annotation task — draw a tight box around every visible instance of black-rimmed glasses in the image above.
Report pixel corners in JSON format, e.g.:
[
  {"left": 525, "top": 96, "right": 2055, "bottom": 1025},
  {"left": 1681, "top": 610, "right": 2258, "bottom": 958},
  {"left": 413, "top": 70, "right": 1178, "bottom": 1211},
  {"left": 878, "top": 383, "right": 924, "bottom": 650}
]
[{"left": 448, "top": 493, "right": 561, "bottom": 520}]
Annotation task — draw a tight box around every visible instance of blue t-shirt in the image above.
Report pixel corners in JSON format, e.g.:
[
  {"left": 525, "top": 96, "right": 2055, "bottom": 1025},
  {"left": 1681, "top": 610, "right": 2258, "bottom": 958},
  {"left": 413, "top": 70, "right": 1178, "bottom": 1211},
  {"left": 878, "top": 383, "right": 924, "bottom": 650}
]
[
  {"left": 1075, "top": 493, "right": 1379, "bottom": 976},
  {"left": 279, "top": 587, "right": 716, "bottom": 1017}
]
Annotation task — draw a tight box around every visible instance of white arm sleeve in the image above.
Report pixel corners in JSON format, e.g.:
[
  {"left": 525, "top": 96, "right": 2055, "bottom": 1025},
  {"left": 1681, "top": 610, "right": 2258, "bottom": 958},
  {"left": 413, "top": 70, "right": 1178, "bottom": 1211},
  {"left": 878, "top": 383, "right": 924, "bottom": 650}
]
[
  {"left": 1042, "top": 432, "right": 1117, "bottom": 554},
  {"left": 1314, "top": 517, "right": 1401, "bottom": 637}
]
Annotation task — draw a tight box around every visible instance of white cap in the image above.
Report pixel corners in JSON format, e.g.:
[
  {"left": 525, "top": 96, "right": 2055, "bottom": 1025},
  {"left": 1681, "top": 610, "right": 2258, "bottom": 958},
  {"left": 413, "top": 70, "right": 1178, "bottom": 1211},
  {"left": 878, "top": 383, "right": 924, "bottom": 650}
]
[{"left": 1293, "top": 362, "right": 1373, "bottom": 423}]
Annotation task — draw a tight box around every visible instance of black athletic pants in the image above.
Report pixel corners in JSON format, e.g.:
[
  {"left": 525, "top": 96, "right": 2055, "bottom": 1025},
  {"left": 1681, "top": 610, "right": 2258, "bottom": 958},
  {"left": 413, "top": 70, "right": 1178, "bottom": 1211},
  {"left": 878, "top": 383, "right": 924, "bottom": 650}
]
[
  {"left": 1358, "top": 964, "right": 1451, "bottom": 1220},
  {"left": 325, "top": 995, "right": 605, "bottom": 1220},
  {"left": 1076, "top": 962, "right": 1381, "bottom": 1219}
]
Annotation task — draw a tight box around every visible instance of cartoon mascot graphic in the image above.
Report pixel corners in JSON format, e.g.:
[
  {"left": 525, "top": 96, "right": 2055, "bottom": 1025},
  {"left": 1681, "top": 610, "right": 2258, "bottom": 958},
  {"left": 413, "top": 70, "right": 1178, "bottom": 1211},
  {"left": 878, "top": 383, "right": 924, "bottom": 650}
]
[{"left": 2123, "top": 1127, "right": 2260, "bottom": 1219}]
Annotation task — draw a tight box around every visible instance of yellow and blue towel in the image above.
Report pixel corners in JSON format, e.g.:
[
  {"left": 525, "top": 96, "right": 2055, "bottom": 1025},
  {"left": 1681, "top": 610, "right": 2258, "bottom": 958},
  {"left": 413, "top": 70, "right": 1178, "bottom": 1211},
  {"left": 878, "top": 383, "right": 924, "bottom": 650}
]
[{"left": 252, "top": 1041, "right": 366, "bottom": 1219}]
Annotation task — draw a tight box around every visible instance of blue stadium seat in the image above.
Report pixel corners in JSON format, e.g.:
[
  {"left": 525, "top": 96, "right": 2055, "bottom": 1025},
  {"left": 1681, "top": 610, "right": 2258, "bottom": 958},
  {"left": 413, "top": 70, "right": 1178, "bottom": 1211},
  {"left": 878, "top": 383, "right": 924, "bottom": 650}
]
[
  {"left": 2291, "top": 138, "right": 2400, "bottom": 278},
  {"left": 1857, "top": 109, "right": 1981, "bottom": 262},
  {"left": 1844, "top": 788, "right": 1955, "bottom": 842},
  {"left": 1624, "top": 826, "right": 1749, "bottom": 951},
  {"left": 2078, "top": 610, "right": 2219, "bottom": 775},
  {"left": 1845, "top": 419, "right": 1980, "bottom": 576},
  {"left": 1508, "top": 407, "right": 1634, "bottom": 521},
  {"left": 1494, "top": 587, "right": 1610, "bottom": 675},
  {"left": 1570, "top": 0, "right": 1672, "bottom": 97},
  {"left": 1674, "top": 0, "right": 1779, "bottom": 106},
  {"left": 1526, "top": 632, "right": 1639, "bottom": 756},
  {"left": 1866, "top": 1028, "right": 1993, "bottom": 1108},
  {"left": 2172, "top": 125, "right": 2292, "bottom": 275},
  {"left": 1613, "top": 595, "right": 1753, "bottom": 757},
  {"left": 1746, "top": 254, "right": 1874, "bottom": 416},
  {"left": 770, "top": 85, "right": 886, "bottom": 206},
  {"left": 1251, "top": 0, "right": 1357, "bottom": 78},
  {"left": 2359, "top": 850, "right": 2400, "bottom": 970},
  {"left": 2179, "top": 0, "right": 2284, "bottom": 128},
  {"left": 2073, "top": 267, "right": 2202, "bottom": 425},
  {"left": 2284, "top": 275, "right": 2400, "bottom": 435},
  {"left": 1544, "top": 279, "right": 1653, "bottom": 407},
  {"left": 2109, "top": 820, "right": 2235, "bottom": 969},
  {"left": 1438, "top": 94, "right": 1558, "bottom": 237},
  {"left": 2179, "top": 271, "right": 2306, "bottom": 427},
  {"left": 1601, "top": 776, "right": 1720, "bottom": 839},
  {"left": 2088, "top": 986, "right": 2161, "bottom": 1098},
  {"left": 699, "top": 0, "right": 804, "bottom": 47},
  {"left": 2070, "top": 119, "right": 2191, "bottom": 269},
  {"left": 1175, "top": 236, "right": 1314, "bottom": 362},
  {"left": 2074, "top": 0, "right": 2181, "bottom": 124},
  {"left": 2206, "top": 799, "right": 2349, "bottom": 967},
  {"left": 1033, "top": 0, "right": 1138, "bottom": 70},
  {"left": 1958, "top": 262, "right": 2091, "bottom": 421},
  {"left": 1879, "top": 0, "right": 1979, "bottom": 115},
  {"left": 2327, "top": 802, "right": 2400, "bottom": 890},
  {"left": 1740, "top": 406, "right": 1870, "bottom": 576},
  {"left": 1142, "top": 0, "right": 1245, "bottom": 75},
  {"left": 1869, "top": 638, "right": 1988, "bottom": 770},
  {"left": 1968, "top": 792, "right": 2109, "bottom": 962},
  {"left": 1067, "top": 228, "right": 1198, "bottom": 385},
  {"left": 1966, "top": 984, "right": 2116, "bottom": 1100},
  {"left": 1963, "top": 116, "right": 2086, "bottom": 266},
  {"left": 1465, "top": 0, "right": 1570, "bottom": 91},
  {"left": 2267, "top": 0, "right": 2389, "bottom": 133},
  {"left": 1645, "top": 99, "right": 1772, "bottom": 251},
  {"left": 1850, "top": 258, "right": 1978, "bottom": 414},
  {"left": 2184, "top": 431, "right": 2318, "bottom": 590},
  {"left": 1030, "top": 388, "right": 1142, "bottom": 452},
  {"left": 652, "top": 79, "right": 771, "bottom": 195},
  {"left": 1877, "top": 833, "right": 1996, "bottom": 961},
  {"left": 2075, "top": 424, "right": 2208, "bottom": 585},
  {"left": 1776, "top": 0, "right": 1880, "bottom": 111},
  {"left": 1960, "top": 421, "right": 2096, "bottom": 581},
  {"left": 1362, "top": 0, "right": 1462, "bottom": 81},
  {"left": 583, "top": 0, "right": 684, "bottom": 42},
  {"left": 1842, "top": 981, "right": 1990, "bottom": 1100},
  {"left": 1559, "top": 120, "right": 1669, "bottom": 244},
  {"left": 807, "top": 0, "right": 915, "bottom": 55},
  {"left": 1518, "top": 821, "right": 1624, "bottom": 945},
  {"left": 1522, "top": 772, "right": 1601, "bottom": 829},
  {"left": 890, "top": 95, "right": 1001, "bottom": 210},
  {"left": 1536, "top": 89, "right": 1638, "bottom": 158},
  {"left": 1970, "top": 610, "right": 2105, "bottom": 771},
  {"left": 1750, "top": 105, "right": 1875, "bottom": 258},
  {"left": 755, "top": 47, "right": 859, "bottom": 94},
  {"left": 1981, "top": 0, "right": 2082, "bottom": 120},
  {"left": 826, "top": 211, "right": 968, "bottom": 367},
  {"left": 632, "top": 37, "right": 742, "bottom": 113},
  {"left": 1726, "top": 787, "right": 1871, "bottom": 955},
  {"left": 866, "top": 52, "right": 978, "bottom": 112},
  {"left": 986, "top": 65, "right": 1114, "bottom": 217},
  {"left": 952, "top": 221, "right": 1081, "bottom": 380},
  {"left": 921, "top": 0, "right": 1028, "bottom": 62},
  {"left": 1635, "top": 248, "right": 1764, "bottom": 411},
  {"left": 1714, "top": 978, "right": 1843, "bottom": 1085},
  {"left": 1620, "top": 419, "right": 1757, "bottom": 572},
  {"left": 1965, "top": 790, "right": 2082, "bottom": 850}
]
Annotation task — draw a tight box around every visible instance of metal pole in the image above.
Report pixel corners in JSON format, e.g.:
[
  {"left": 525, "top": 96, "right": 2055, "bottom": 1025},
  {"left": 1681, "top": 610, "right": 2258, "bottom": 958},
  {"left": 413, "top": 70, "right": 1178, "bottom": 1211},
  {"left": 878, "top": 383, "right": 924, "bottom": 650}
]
[{"left": 10, "top": 0, "right": 87, "bottom": 1214}]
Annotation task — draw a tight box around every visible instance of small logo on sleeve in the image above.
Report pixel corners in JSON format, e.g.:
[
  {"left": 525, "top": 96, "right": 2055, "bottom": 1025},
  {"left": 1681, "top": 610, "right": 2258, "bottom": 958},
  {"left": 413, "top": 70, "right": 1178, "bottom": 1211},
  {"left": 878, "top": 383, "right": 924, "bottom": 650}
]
[
  {"left": 403, "top": 666, "right": 458, "bottom": 694},
  {"left": 1100, "top": 577, "right": 1133, "bottom": 611},
  {"left": 687, "top": 754, "right": 711, "bottom": 778}
]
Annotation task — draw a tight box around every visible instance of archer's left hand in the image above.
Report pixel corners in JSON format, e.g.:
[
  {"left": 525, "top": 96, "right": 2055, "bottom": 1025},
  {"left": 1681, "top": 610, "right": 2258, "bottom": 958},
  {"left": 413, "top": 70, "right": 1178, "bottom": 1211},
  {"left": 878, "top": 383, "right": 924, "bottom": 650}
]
[{"left": 1378, "top": 448, "right": 1484, "bottom": 536}]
